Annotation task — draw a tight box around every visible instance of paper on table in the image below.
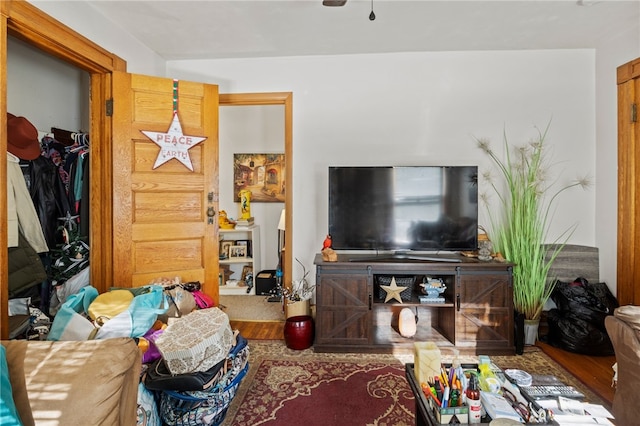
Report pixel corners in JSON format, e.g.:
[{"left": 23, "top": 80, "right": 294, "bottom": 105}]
[
  {"left": 551, "top": 414, "right": 614, "bottom": 425},
  {"left": 537, "top": 398, "right": 614, "bottom": 425},
  {"left": 480, "top": 391, "right": 523, "bottom": 423}
]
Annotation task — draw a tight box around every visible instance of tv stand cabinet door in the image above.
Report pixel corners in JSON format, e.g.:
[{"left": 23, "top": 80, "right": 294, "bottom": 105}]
[
  {"left": 315, "top": 269, "right": 371, "bottom": 350},
  {"left": 455, "top": 268, "right": 514, "bottom": 354}
]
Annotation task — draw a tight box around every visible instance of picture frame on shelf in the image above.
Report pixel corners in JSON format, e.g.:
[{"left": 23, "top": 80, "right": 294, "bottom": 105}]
[
  {"left": 229, "top": 245, "right": 247, "bottom": 259},
  {"left": 220, "top": 240, "right": 234, "bottom": 259},
  {"left": 234, "top": 239, "right": 252, "bottom": 257},
  {"left": 241, "top": 265, "right": 253, "bottom": 283}
]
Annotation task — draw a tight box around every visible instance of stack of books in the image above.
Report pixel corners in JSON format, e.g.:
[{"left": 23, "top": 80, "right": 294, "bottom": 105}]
[{"left": 235, "top": 217, "right": 254, "bottom": 228}]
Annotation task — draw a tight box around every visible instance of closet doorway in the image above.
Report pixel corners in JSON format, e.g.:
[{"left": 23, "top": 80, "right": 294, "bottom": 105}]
[{"left": 1, "top": 0, "right": 123, "bottom": 339}]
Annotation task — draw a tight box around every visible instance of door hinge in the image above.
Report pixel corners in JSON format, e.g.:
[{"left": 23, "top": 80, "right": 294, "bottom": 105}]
[
  {"left": 632, "top": 103, "right": 637, "bottom": 123},
  {"left": 106, "top": 99, "right": 114, "bottom": 117}
]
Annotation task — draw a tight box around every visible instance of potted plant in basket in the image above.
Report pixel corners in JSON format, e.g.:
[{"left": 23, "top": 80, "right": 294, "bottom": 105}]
[
  {"left": 475, "top": 123, "right": 590, "bottom": 347},
  {"left": 283, "top": 258, "right": 315, "bottom": 318}
]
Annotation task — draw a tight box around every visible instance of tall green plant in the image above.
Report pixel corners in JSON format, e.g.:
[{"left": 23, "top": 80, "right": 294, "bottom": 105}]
[{"left": 475, "top": 123, "right": 589, "bottom": 321}]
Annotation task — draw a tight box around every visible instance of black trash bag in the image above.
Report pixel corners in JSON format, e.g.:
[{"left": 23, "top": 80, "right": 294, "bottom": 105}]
[
  {"left": 546, "top": 309, "right": 614, "bottom": 355},
  {"left": 545, "top": 277, "right": 619, "bottom": 355}
]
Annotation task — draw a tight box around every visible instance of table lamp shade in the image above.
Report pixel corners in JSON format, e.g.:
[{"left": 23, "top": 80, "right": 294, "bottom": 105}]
[{"left": 277, "top": 209, "right": 286, "bottom": 231}]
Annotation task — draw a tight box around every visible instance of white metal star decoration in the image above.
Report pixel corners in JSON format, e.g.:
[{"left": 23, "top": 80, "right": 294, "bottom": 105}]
[
  {"left": 381, "top": 277, "right": 408, "bottom": 303},
  {"left": 141, "top": 112, "right": 207, "bottom": 171}
]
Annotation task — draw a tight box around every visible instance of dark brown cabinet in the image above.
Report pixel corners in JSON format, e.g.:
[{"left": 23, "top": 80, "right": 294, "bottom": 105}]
[
  {"left": 314, "top": 254, "right": 514, "bottom": 355},
  {"left": 315, "top": 263, "right": 371, "bottom": 347}
]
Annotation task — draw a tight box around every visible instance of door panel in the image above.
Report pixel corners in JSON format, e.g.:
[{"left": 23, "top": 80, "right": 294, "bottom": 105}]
[
  {"left": 617, "top": 58, "right": 640, "bottom": 305},
  {"left": 112, "top": 72, "right": 220, "bottom": 299},
  {"left": 456, "top": 273, "right": 513, "bottom": 350},
  {"left": 315, "top": 273, "right": 370, "bottom": 347}
]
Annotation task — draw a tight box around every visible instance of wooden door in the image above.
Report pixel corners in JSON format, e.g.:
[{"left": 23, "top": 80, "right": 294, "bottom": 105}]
[
  {"left": 617, "top": 59, "right": 640, "bottom": 306},
  {"left": 112, "top": 72, "right": 220, "bottom": 299}
]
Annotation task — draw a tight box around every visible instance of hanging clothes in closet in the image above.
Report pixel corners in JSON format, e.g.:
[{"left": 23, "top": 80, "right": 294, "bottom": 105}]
[
  {"left": 39, "top": 128, "right": 91, "bottom": 281},
  {"left": 6, "top": 113, "right": 48, "bottom": 301},
  {"left": 61, "top": 130, "right": 90, "bottom": 244},
  {"left": 39, "top": 128, "right": 91, "bottom": 246}
]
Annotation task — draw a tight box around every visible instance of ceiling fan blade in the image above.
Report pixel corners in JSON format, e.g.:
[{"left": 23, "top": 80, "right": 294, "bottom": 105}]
[{"left": 323, "top": 0, "right": 347, "bottom": 6}]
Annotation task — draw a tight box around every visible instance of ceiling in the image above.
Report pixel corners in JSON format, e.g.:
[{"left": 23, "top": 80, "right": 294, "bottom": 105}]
[{"left": 85, "top": 1, "right": 639, "bottom": 61}]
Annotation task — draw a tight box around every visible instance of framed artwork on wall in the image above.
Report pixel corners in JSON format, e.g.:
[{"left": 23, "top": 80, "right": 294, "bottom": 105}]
[{"left": 233, "top": 153, "right": 285, "bottom": 202}]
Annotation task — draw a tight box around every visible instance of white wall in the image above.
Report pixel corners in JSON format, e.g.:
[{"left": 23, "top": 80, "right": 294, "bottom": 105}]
[
  {"left": 7, "top": 37, "right": 89, "bottom": 132},
  {"left": 168, "top": 50, "right": 603, "bottom": 286},
  {"left": 31, "top": 1, "right": 165, "bottom": 76},
  {"left": 24, "top": 1, "right": 640, "bottom": 293}
]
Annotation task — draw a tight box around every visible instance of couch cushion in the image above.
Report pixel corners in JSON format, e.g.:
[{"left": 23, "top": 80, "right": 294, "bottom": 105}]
[
  {"left": 0, "top": 344, "right": 23, "bottom": 426},
  {"left": 614, "top": 305, "right": 640, "bottom": 332},
  {"left": 2, "top": 338, "right": 141, "bottom": 426}
]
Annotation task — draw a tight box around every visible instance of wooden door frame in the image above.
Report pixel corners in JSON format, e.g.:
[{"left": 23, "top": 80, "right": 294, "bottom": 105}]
[
  {"left": 617, "top": 58, "right": 640, "bottom": 305},
  {"left": 0, "top": 0, "right": 125, "bottom": 339},
  {"left": 219, "top": 92, "right": 294, "bottom": 288}
]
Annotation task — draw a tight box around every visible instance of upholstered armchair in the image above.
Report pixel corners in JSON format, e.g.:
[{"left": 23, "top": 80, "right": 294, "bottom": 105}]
[{"left": 605, "top": 305, "right": 640, "bottom": 426}]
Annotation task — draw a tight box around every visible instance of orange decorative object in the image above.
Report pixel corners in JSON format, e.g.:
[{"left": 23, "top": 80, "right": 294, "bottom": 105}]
[
  {"left": 321, "top": 248, "right": 338, "bottom": 262},
  {"left": 322, "top": 234, "right": 332, "bottom": 250}
]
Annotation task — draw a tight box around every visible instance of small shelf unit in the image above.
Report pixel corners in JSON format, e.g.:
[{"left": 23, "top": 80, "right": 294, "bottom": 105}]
[{"left": 219, "top": 225, "right": 260, "bottom": 295}]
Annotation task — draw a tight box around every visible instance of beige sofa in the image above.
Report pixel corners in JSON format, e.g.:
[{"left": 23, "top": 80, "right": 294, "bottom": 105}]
[
  {"left": 2, "top": 337, "right": 141, "bottom": 426},
  {"left": 605, "top": 305, "right": 640, "bottom": 426}
]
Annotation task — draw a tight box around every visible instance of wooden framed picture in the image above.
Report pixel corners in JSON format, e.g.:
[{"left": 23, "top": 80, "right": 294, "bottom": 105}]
[
  {"left": 229, "top": 245, "right": 247, "bottom": 259},
  {"left": 220, "top": 240, "right": 233, "bottom": 259},
  {"left": 241, "top": 265, "right": 253, "bottom": 283},
  {"left": 233, "top": 153, "right": 286, "bottom": 202}
]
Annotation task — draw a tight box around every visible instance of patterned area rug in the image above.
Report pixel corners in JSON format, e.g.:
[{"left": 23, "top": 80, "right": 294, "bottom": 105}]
[{"left": 221, "top": 341, "right": 603, "bottom": 426}]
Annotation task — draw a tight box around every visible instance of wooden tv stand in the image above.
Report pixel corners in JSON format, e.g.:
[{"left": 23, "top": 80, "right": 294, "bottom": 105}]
[{"left": 314, "top": 253, "right": 515, "bottom": 355}]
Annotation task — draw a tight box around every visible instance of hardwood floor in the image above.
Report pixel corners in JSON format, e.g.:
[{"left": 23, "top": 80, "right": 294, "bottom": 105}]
[
  {"left": 231, "top": 320, "right": 616, "bottom": 409},
  {"left": 230, "top": 320, "right": 284, "bottom": 340},
  {"left": 536, "top": 341, "right": 615, "bottom": 409}
]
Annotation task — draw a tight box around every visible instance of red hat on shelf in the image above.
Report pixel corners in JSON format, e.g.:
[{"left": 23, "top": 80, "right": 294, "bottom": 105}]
[{"left": 7, "top": 112, "right": 41, "bottom": 160}]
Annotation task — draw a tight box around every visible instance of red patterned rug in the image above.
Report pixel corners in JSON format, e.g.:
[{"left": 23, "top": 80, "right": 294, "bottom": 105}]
[
  {"left": 227, "top": 359, "right": 413, "bottom": 425},
  {"left": 221, "top": 341, "right": 602, "bottom": 426}
]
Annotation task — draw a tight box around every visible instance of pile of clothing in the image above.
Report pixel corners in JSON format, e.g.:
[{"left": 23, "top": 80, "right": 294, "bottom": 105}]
[
  {"left": 47, "top": 279, "right": 248, "bottom": 426},
  {"left": 142, "top": 308, "right": 249, "bottom": 426}
]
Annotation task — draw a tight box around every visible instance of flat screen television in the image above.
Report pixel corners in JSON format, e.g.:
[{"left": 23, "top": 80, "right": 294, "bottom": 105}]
[{"left": 328, "top": 166, "right": 478, "bottom": 254}]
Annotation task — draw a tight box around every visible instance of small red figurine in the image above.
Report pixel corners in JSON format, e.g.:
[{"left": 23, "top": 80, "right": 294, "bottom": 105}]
[{"left": 322, "top": 234, "right": 332, "bottom": 250}]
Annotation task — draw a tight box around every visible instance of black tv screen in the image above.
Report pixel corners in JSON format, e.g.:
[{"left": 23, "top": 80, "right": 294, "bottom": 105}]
[{"left": 328, "top": 166, "right": 478, "bottom": 252}]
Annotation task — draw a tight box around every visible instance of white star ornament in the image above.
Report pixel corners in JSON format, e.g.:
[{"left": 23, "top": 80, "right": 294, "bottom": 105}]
[{"left": 141, "top": 112, "right": 207, "bottom": 171}]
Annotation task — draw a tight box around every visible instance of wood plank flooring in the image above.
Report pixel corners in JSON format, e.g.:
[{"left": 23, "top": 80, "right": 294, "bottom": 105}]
[
  {"left": 230, "top": 320, "right": 616, "bottom": 408},
  {"left": 536, "top": 341, "right": 615, "bottom": 408}
]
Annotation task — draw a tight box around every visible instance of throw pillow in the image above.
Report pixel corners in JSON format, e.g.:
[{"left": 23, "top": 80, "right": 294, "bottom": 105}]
[{"left": 0, "top": 344, "right": 22, "bottom": 426}]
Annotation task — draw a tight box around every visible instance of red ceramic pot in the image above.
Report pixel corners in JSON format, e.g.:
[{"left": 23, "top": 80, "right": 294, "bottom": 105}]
[{"left": 284, "top": 315, "right": 314, "bottom": 350}]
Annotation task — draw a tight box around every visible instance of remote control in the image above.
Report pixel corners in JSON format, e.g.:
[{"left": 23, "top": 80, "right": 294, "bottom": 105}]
[{"left": 520, "top": 385, "right": 585, "bottom": 400}]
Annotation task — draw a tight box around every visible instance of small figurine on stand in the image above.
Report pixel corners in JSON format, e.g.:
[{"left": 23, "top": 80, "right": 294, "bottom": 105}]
[
  {"left": 322, "top": 235, "right": 332, "bottom": 250},
  {"left": 321, "top": 234, "right": 337, "bottom": 262}
]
